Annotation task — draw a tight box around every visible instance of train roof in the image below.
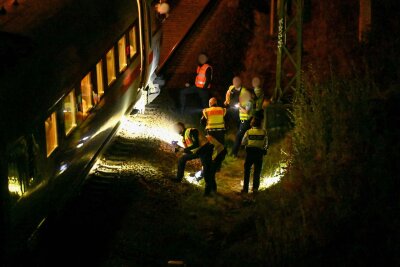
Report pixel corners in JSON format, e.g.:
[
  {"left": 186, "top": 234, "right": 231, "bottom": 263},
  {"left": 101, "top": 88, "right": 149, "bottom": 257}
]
[{"left": 0, "top": 0, "right": 139, "bottom": 143}]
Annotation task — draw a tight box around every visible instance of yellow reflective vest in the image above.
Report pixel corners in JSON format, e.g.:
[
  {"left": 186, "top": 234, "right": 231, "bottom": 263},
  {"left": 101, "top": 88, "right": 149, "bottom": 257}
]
[
  {"left": 183, "top": 128, "right": 208, "bottom": 153},
  {"left": 225, "top": 86, "right": 249, "bottom": 106},
  {"left": 246, "top": 128, "right": 267, "bottom": 149},
  {"left": 203, "top": 106, "right": 226, "bottom": 130},
  {"left": 239, "top": 99, "right": 253, "bottom": 121}
]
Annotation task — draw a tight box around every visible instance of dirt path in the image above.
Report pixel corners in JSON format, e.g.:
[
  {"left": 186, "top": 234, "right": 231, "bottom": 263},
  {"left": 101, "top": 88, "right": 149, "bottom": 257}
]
[{"left": 93, "top": 92, "right": 254, "bottom": 266}]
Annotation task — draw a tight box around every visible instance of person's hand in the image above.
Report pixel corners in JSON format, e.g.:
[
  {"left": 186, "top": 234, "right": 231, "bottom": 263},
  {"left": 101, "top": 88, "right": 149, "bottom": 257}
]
[{"left": 224, "top": 101, "right": 229, "bottom": 107}]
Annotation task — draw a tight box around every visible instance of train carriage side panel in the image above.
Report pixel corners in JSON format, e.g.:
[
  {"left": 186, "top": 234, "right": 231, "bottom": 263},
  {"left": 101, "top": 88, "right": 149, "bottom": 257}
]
[{"left": 1, "top": 0, "right": 161, "bottom": 258}]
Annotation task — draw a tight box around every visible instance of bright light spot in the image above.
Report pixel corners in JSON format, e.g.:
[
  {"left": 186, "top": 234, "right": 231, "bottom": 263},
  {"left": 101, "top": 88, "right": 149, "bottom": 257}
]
[
  {"left": 184, "top": 172, "right": 202, "bottom": 186},
  {"left": 234, "top": 103, "right": 240, "bottom": 108},
  {"left": 8, "top": 176, "right": 24, "bottom": 197},
  {"left": 76, "top": 143, "right": 83, "bottom": 148},
  {"left": 119, "top": 115, "right": 183, "bottom": 146},
  {"left": 157, "top": 3, "right": 170, "bottom": 15},
  {"left": 133, "top": 90, "right": 147, "bottom": 114},
  {"left": 59, "top": 163, "right": 68, "bottom": 174},
  {"left": 259, "top": 162, "right": 287, "bottom": 190},
  {"left": 81, "top": 136, "right": 90, "bottom": 141},
  {"left": 194, "top": 170, "right": 203, "bottom": 179}
]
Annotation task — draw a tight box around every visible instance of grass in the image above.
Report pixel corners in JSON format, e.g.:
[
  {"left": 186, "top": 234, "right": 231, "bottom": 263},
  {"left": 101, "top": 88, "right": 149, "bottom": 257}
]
[{"left": 212, "top": 70, "right": 400, "bottom": 266}]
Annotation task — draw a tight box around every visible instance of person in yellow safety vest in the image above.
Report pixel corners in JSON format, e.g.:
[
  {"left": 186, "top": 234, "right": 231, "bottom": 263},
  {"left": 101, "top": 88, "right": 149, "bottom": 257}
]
[
  {"left": 241, "top": 117, "right": 268, "bottom": 194},
  {"left": 231, "top": 88, "right": 253, "bottom": 157},
  {"left": 180, "top": 53, "right": 213, "bottom": 114},
  {"left": 201, "top": 97, "right": 226, "bottom": 144},
  {"left": 173, "top": 122, "right": 216, "bottom": 196},
  {"left": 251, "top": 77, "right": 269, "bottom": 119},
  {"left": 223, "top": 76, "right": 250, "bottom": 129}
]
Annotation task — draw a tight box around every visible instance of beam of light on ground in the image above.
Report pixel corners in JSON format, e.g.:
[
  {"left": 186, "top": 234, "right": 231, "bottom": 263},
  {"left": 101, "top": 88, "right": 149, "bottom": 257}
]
[
  {"left": 259, "top": 162, "right": 287, "bottom": 190},
  {"left": 119, "top": 115, "right": 183, "bottom": 146}
]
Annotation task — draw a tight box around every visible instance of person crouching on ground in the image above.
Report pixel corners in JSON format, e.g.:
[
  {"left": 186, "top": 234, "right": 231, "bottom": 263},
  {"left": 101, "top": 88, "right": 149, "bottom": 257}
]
[
  {"left": 231, "top": 88, "right": 253, "bottom": 157},
  {"left": 173, "top": 122, "right": 215, "bottom": 196},
  {"left": 241, "top": 117, "right": 268, "bottom": 194}
]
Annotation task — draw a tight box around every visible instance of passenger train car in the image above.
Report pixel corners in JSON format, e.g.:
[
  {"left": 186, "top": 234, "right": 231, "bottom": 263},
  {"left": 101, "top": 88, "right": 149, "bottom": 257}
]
[{"left": 0, "top": 0, "right": 162, "bottom": 258}]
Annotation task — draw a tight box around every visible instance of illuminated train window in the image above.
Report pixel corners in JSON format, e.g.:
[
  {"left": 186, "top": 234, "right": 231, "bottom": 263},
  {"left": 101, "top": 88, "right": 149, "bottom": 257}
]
[
  {"left": 129, "top": 26, "right": 137, "bottom": 58},
  {"left": 81, "top": 74, "right": 93, "bottom": 116},
  {"left": 96, "top": 60, "right": 104, "bottom": 98},
  {"left": 63, "top": 90, "right": 77, "bottom": 135},
  {"left": 45, "top": 112, "right": 58, "bottom": 157},
  {"left": 106, "top": 48, "right": 116, "bottom": 85},
  {"left": 118, "top": 36, "right": 127, "bottom": 72}
]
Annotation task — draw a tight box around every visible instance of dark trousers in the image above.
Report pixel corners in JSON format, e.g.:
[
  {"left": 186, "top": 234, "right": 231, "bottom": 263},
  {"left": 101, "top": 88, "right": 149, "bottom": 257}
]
[
  {"left": 226, "top": 107, "right": 240, "bottom": 130},
  {"left": 176, "top": 143, "right": 215, "bottom": 195},
  {"left": 180, "top": 85, "right": 209, "bottom": 113},
  {"left": 207, "top": 130, "right": 225, "bottom": 144},
  {"left": 243, "top": 147, "right": 264, "bottom": 192},
  {"left": 232, "top": 119, "right": 251, "bottom": 156}
]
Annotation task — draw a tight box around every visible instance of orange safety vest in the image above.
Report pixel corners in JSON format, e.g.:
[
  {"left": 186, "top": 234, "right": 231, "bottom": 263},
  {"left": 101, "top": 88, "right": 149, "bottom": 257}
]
[
  {"left": 195, "top": 64, "right": 212, "bottom": 89},
  {"left": 203, "top": 106, "right": 226, "bottom": 130}
]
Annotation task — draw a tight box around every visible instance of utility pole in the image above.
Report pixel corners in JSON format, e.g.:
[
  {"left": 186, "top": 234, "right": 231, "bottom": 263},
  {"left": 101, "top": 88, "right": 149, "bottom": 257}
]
[
  {"left": 274, "top": 0, "right": 303, "bottom": 102},
  {"left": 264, "top": 0, "right": 303, "bottom": 139}
]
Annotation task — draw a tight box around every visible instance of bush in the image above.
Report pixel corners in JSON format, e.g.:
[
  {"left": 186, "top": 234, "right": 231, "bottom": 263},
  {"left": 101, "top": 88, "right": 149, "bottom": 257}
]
[{"left": 253, "top": 70, "right": 400, "bottom": 266}]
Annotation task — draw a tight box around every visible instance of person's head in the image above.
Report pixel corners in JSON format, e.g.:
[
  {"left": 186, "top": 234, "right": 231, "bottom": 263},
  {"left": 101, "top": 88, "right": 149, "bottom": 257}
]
[
  {"left": 174, "top": 122, "right": 185, "bottom": 135},
  {"left": 198, "top": 53, "right": 208, "bottom": 65},
  {"left": 209, "top": 97, "right": 218, "bottom": 107},
  {"left": 232, "top": 76, "right": 242, "bottom": 89},
  {"left": 251, "top": 117, "right": 262, "bottom": 128},
  {"left": 252, "top": 77, "right": 261, "bottom": 88}
]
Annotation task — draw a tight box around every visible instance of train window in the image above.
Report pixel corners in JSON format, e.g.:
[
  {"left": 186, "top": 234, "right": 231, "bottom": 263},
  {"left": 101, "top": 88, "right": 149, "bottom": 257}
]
[
  {"left": 45, "top": 112, "right": 58, "bottom": 157},
  {"left": 81, "top": 74, "right": 94, "bottom": 116},
  {"left": 96, "top": 60, "right": 105, "bottom": 98},
  {"left": 129, "top": 27, "right": 137, "bottom": 58},
  {"left": 118, "top": 36, "right": 128, "bottom": 72},
  {"left": 63, "top": 90, "right": 77, "bottom": 135},
  {"left": 106, "top": 48, "right": 116, "bottom": 85}
]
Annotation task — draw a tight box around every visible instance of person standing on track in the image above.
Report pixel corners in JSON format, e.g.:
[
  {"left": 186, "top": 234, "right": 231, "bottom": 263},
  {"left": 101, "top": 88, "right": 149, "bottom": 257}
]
[
  {"left": 201, "top": 97, "right": 226, "bottom": 144},
  {"left": 180, "top": 53, "right": 213, "bottom": 114},
  {"left": 251, "top": 76, "right": 269, "bottom": 119},
  {"left": 241, "top": 117, "right": 268, "bottom": 194},
  {"left": 173, "top": 122, "right": 216, "bottom": 196},
  {"left": 231, "top": 89, "right": 253, "bottom": 157},
  {"left": 224, "top": 76, "right": 249, "bottom": 129}
]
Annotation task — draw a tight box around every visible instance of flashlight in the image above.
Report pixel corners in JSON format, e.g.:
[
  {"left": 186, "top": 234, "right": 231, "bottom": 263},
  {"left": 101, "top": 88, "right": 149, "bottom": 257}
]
[{"left": 234, "top": 103, "right": 240, "bottom": 109}]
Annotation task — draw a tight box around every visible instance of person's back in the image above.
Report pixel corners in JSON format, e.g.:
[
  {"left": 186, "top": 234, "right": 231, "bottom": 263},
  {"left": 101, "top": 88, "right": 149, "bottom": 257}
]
[
  {"left": 201, "top": 97, "right": 226, "bottom": 143},
  {"left": 241, "top": 117, "right": 268, "bottom": 193}
]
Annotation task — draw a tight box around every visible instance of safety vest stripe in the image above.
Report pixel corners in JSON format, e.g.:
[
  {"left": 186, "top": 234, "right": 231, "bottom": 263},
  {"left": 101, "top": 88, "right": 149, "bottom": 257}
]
[
  {"left": 195, "top": 64, "right": 212, "bottom": 89},
  {"left": 206, "top": 110, "right": 224, "bottom": 116},
  {"left": 248, "top": 135, "right": 265, "bottom": 140},
  {"left": 247, "top": 128, "right": 266, "bottom": 148}
]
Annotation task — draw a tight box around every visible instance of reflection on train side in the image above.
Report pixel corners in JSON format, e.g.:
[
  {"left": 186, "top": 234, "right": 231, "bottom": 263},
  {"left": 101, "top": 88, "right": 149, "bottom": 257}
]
[{"left": 8, "top": 22, "right": 139, "bottom": 202}]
